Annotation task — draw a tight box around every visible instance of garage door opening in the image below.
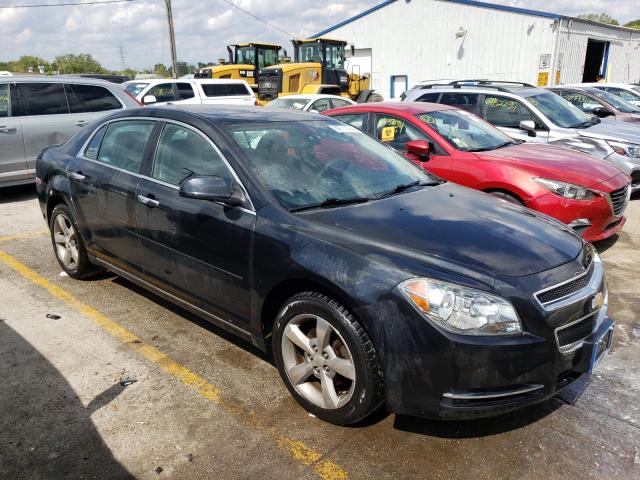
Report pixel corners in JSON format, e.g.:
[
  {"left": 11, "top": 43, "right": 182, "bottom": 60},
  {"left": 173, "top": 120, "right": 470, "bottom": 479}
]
[{"left": 582, "top": 39, "right": 610, "bottom": 82}]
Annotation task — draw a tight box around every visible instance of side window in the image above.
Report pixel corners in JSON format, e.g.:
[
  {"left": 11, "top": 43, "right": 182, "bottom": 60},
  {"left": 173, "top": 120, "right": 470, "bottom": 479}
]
[
  {"left": 560, "top": 92, "right": 602, "bottom": 113},
  {"left": 0, "top": 84, "right": 9, "bottom": 118},
  {"left": 333, "top": 113, "right": 366, "bottom": 131},
  {"left": 147, "top": 83, "right": 177, "bottom": 102},
  {"left": 439, "top": 93, "right": 480, "bottom": 114},
  {"left": 417, "top": 92, "right": 441, "bottom": 103},
  {"left": 374, "top": 114, "right": 429, "bottom": 151},
  {"left": 201, "top": 83, "right": 251, "bottom": 97},
  {"left": 152, "top": 124, "right": 233, "bottom": 186},
  {"left": 84, "top": 124, "right": 108, "bottom": 160},
  {"left": 176, "top": 82, "right": 195, "bottom": 100},
  {"left": 68, "top": 84, "right": 122, "bottom": 113},
  {"left": 309, "top": 99, "right": 332, "bottom": 112},
  {"left": 484, "top": 95, "right": 542, "bottom": 129},
  {"left": 330, "top": 98, "right": 352, "bottom": 109},
  {"left": 97, "top": 120, "right": 154, "bottom": 173},
  {"left": 604, "top": 87, "right": 637, "bottom": 103},
  {"left": 17, "top": 83, "right": 69, "bottom": 116}
]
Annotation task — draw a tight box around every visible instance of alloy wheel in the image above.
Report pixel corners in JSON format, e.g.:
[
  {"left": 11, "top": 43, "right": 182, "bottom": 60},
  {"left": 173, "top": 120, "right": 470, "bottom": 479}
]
[{"left": 52, "top": 213, "right": 79, "bottom": 271}]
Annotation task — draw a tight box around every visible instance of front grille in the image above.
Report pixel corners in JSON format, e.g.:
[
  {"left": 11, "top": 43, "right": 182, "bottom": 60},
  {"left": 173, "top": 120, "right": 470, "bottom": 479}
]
[
  {"left": 536, "top": 260, "right": 595, "bottom": 305},
  {"left": 609, "top": 185, "right": 629, "bottom": 217},
  {"left": 555, "top": 311, "right": 598, "bottom": 353},
  {"left": 257, "top": 70, "right": 281, "bottom": 101}
]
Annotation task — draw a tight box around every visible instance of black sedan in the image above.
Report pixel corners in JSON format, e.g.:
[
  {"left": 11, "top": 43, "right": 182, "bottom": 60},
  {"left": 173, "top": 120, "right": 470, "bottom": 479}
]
[{"left": 36, "top": 106, "right": 614, "bottom": 424}]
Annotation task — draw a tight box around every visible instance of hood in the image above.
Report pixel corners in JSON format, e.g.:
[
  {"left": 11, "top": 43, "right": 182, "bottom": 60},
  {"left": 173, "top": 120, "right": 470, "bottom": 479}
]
[
  {"left": 478, "top": 143, "right": 622, "bottom": 188},
  {"left": 300, "top": 183, "right": 582, "bottom": 278},
  {"left": 578, "top": 118, "right": 640, "bottom": 144}
]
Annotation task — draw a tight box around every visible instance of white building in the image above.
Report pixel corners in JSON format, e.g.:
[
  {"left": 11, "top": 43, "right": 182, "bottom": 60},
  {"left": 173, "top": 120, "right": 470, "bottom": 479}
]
[{"left": 313, "top": 0, "right": 640, "bottom": 99}]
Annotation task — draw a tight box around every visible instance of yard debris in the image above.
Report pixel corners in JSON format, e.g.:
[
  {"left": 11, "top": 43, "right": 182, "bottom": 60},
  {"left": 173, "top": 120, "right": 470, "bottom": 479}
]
[
  {"left": 155, "top": 466, "right": 163, "bottom": 474},
  {"left": 119, "top": 376, "right": 138, "bottom": 386},
  {"left": 59, "top": 271, "right": 68, "bottom": 277},
  {"left": 46, "top": 314, "right": 61, "bottom": 320},
  {"left": 186, "top": 453, "right": 194, "bottom": 463}
]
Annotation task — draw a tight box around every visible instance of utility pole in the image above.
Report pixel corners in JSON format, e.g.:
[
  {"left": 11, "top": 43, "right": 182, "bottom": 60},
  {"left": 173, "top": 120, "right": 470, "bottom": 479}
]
[{"left": 164, "top": 0, "right": 178, "bottom": 78}]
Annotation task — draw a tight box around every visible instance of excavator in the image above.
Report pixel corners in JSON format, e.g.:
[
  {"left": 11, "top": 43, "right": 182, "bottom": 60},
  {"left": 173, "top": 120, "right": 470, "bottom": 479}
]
[
  {"left": 194, "top": 42, "right": 283, "bottom": 91},
  {"left": 256, "top": 38, "right": 383, "bottom": 104}
]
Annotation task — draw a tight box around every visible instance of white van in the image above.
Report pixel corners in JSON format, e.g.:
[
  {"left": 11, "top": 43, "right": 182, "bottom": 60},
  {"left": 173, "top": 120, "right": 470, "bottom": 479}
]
[{"left": 123, "top": 79, "right": 256, "bottom": 106}]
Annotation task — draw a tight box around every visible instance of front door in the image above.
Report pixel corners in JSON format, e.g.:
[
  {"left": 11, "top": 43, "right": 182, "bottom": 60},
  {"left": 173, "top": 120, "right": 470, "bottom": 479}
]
[
  {"left": 135, "top": 122, "right": 254, "bottom": 327},
  {"left": 0, "top": 83, "right": 27, "bottom": 184},
  {"left": 482, "top": 94, "right": 549, "bottom": 143}
]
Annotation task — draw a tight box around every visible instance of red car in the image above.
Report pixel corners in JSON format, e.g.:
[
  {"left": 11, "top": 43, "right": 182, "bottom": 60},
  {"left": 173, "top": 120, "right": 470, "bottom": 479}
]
[{"left": 324, "top": 102, "right": 630, "bottom": 242}]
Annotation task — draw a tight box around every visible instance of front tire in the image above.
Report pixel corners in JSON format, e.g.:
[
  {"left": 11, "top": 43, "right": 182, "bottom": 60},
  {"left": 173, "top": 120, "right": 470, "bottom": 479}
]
[
  {"left": 273, "top": 292, "right": 384, "bottom": 425},
  {"left": 488, "top": 190, "right": 523, "bottom": 205},
  {"left": 49, "top": 204, "right": 100, "bottom": 279}
]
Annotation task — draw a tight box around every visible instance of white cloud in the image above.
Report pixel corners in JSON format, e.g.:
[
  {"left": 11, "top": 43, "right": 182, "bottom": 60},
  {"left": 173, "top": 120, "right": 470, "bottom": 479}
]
[{"left": 0, "top": 0, "right": 636, "bottom": 70}]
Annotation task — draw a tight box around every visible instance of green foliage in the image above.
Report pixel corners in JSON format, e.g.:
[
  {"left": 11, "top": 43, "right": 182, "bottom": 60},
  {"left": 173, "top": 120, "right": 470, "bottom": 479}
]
[
  {"left": 577, "top": 13, "right": 620, "bottom": 26},
  {"left": 51, "top": 53, "right": 106, "bottom": 74},
  {"left": 153, "top": 63, "right": 171, "bottom": 78},
  {"left": 624, "top": 19, "right": 640, "bottom": 29},
  {"left": 0, "top": 56, "right": 50, "bottom": 73}
]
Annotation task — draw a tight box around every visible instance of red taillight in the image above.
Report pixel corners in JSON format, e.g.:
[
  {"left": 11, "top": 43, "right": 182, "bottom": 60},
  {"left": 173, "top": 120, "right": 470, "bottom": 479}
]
[{"left": 125, "top": 90, "right": 144, "bottom": 107}]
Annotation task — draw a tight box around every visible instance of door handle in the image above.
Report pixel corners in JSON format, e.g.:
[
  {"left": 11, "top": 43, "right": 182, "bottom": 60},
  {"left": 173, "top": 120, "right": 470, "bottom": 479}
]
[
  {"left": 69, "top": 171, "right": 86, "bottom": 181},
  {"left": 0, "top": 126, "right": 16, "bottom": 134},
  {"left": 75, "top": 120, "right": 88, "bottom": 127},
  {"left": 137, "top": 194, "right": 160, "bottom": 208}
]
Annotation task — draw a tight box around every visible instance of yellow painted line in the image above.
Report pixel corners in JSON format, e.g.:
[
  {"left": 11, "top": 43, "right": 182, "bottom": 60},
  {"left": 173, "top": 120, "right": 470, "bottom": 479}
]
[
  {"left": 0, "top": 229, "right": 49, "bottom": 243},
  {"left": 0, "top": 248, "right": 348, "bottom": 480}
]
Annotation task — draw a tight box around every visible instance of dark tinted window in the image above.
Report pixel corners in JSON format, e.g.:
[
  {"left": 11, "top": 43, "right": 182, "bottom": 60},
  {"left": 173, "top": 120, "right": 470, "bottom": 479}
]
[
  {"left": 439, "top": 93, "right": 480, "bottom": 114},
  {"left": 147, "top": 83, "right": 177, "bottom": 102},
  {"left": 84, "top": 124, "right": 108, "bottom": 160},
  {"left": 68, "top": 84, "right": 121, "bottom": 113},
  {"left": 97, "top": 120, "right": 154, "bottom": 173},
  {"left": 176, "top": 82, "right": 195, "bottom": 100},
  {"left": 417, "top": 92, "right": 441, "bottom": 103},
  {"left": 333, "top": 113, "right": 366, "bottom": 131},
  {"left": 484, "top": 95, "right": 543, "bottom": 128},
  {"left": 17, "top": 83, "right": 69, "bottom": 116},
  {"left": 201, "top": 83, "right": 250, "bottom": 97},
  {"left": 0, "top": 84, "right": 9, "bottom": 118},
  {"left": 152, "top": 124, "right": 232, "bottom": 186},
  {"left": 375, "top": 114, "right": 428, "bottom": 151}
]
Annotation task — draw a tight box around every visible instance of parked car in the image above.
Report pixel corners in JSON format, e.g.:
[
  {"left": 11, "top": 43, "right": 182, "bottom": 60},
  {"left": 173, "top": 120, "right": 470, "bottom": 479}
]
[
  {"left": 122, "top": 78, "right": 256, "bottom": 106},
  {"left": 1, "top": 75, "right": 140, "bottom": 188},
  {"left": 266, "top": 94, "right": 355, "bottom": 112},
  {"left": 547, "top": 86, "right": 640, "bottom": 124},
  {"left": 37, "top": 105, "right": 614, "bottom": 424},
  {"left": 571, "top": 83, "right": 640, "bottom": 107},
  {"left": 325, "top": 102, "right": 630, "bottom": 241},
  {"left": 403, "top": 80, "right": 640, "bottom": 192}
]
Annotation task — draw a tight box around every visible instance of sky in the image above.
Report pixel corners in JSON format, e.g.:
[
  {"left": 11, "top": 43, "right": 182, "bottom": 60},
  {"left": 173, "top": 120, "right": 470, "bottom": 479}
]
[{"left": 0, "top": 0, "right": 637, "bottom": 71}]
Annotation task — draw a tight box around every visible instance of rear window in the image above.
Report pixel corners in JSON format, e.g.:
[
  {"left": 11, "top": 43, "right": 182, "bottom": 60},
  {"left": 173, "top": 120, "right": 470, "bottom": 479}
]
[
  {"left": 201, "top": 83, "right": 251, "bottom": 97},
  {"left": 67, "top": 84, "right": 122, "bottom": 113},
  {"left": 17, "top": 83, "right": 69, "bottom": 116}
]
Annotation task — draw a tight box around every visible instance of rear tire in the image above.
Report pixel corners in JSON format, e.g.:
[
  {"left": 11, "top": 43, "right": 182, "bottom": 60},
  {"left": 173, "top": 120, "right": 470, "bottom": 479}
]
[
  {"left": 366, "top": 93, "right": 384, "bottom": 103},
  {"left": 272, "top": 292, "right": 384, "bottom": 425},
  {"left": 49, "top": 204, "right": 100, "bottom": 279}
]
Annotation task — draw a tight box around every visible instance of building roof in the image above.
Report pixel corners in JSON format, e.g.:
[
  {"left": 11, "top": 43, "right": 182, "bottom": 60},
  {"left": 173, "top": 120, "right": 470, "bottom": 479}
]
[{"left": 313, "top": 0, "right": 640, "bottom": 37}]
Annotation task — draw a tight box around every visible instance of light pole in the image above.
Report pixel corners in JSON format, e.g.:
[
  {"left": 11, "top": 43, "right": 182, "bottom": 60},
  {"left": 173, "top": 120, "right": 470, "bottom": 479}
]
[{"left": 164, "top": 0, "right": 178, "bottom": 78}]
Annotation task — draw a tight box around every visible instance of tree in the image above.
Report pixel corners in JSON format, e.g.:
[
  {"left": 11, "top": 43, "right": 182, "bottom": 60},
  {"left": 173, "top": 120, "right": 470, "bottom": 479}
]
[
  {"left": 624, "top": 19, "right": 640, "bottom": 29},
  {"left": 153, "top": 63, "right": 170, "bottom": 77},
  {"left": 577, "top": 13, "right": 620, "bottom": 26},
  {"left": 9, "top": 56, "right": 50, "bottom": 73},
  {"left": 52, "top": 53, "right": 105, "bottom": 74}
]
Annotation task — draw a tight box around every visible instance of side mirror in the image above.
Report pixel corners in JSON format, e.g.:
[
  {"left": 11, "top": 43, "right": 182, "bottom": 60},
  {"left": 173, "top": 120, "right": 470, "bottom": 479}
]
[
  {"left": 143, "top": 95, "right": 157, "bottom": 105},
  {"left": 179, "top": 176, "right": 246, "bottom": 208},
  {"left": 406, "top": 140, "right": 433, "bottom": 161},
  {"left": 519, "top": 120, "right": 537, "bottom": 137},
  {"left": 592, "top": 107, "right": 613, "bottom": 118}
]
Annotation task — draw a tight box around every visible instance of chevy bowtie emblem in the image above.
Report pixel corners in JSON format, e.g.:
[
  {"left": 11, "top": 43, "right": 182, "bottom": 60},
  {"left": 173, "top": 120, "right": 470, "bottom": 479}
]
[{"left": 591, "top": 292, "right": 604, "bottom": 310}]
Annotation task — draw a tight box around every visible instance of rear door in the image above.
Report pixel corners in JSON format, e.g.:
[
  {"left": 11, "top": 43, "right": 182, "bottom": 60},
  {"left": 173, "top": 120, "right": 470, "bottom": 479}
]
[
  {"left": 65, "top": 83, "right": 124, "bottom": 126},
  {"left": 481, "top": 94, "right": 549, "bottom": 143},
  {"left": 135, "top": 121, "right": 254, "bottom": 327},
  {"left": 0, "top": 82, "right": 28, "bottom": 184}
]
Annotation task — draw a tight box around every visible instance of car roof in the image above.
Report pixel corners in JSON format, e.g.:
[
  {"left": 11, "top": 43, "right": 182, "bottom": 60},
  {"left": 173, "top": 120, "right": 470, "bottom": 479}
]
[
  {"left": 273, "top": 94, "right": 354, "bottom": 101},
  {"left": 143, "top": 104, "right": 333, "bottom": 124},
  {"left": 123, "top": 78, "right": 249, "bottom": 85},
  {"left": 405, "top": 83, "right": 544, "bottom": 100},
  {"left": 329, "top": 101, "right": 455, "bottom": 114},
  {"left": 568, "top": 82, "right": 636, "bottom": 88},
  {"left": 1, "top": 75, "right": 120, "bottom": 87}
]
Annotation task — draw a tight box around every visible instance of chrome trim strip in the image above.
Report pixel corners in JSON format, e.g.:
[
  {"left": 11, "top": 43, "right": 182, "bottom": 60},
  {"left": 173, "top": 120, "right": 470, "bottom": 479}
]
[
  {"left": 442, "top": 384, "right": 544, "bottom": 400},
  {"left": 554, "top": 293, "right": 608, "bottom": 354}
]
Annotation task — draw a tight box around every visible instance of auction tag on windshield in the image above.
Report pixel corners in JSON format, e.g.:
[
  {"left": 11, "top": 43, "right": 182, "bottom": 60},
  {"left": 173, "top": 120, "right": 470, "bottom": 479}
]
[
  {"left": 330, "top": 125, "right": 359, "bottom": 134},
  {"left": 380, "top": 126, "right": 395, "bottom": 142}
]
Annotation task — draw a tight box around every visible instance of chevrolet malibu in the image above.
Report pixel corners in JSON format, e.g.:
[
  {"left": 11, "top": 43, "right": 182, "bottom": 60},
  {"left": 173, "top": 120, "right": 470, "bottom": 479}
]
[
  {"left": 325, "top": 102, "right": 631, "bottom": 242},
  {"left": 37, "top": 106, "right": 614, "bottom": 424}
]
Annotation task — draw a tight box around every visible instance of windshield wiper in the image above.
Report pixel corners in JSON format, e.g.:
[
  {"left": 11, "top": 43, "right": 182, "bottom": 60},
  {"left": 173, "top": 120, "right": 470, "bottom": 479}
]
[
  {"left": 469, "top": 141, "right": 514, "bottom": 152},
  {"left": 288, "top": 196, "right": 370, "bottom": 213},
  {"left": 377, "top": 179, "right": 441, "bottom": 199}
]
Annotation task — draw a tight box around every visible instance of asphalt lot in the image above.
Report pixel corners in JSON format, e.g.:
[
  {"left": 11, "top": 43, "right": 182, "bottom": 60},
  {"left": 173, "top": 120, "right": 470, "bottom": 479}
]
[{"left": 0, "top": 185, "right": 638, "bottom": 480}]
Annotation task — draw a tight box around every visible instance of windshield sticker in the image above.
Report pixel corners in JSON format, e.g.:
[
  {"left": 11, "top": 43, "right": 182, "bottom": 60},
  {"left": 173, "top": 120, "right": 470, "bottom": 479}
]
[
  {"left": 329, "top": 125, "right": 359, "bottom": 134},
  {"left": 421, "top": 114, "right": 436, "bottom": 124},
  {"left": 485, "top": 97, "right": 520, "bottom": 112},
  {"left": 451, "top": 137, "right": 467, "bottom": 148},
  {"left": 380, "top": 126, "right": 396, "bottom": 142}
]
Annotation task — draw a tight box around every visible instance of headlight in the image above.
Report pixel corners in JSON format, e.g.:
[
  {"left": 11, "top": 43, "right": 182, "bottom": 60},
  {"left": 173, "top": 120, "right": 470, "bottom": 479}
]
[
  {"left": 533, "top": 177, "right": 595, "bottom": 200},
  {"left": 399, "top": 278, "right": 522, "bottom": 335},
  {"left": 607, "top": 140, "right": 640, "bottom": 158}
]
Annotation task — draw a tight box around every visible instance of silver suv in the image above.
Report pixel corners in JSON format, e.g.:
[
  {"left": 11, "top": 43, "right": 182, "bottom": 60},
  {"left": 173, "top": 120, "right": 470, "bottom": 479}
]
[
  {"left": 403, "top": 80, "right": 640, "bottom": 192},
  {"left": 1, "top": 75, "right": 139, "bottom": 188}
]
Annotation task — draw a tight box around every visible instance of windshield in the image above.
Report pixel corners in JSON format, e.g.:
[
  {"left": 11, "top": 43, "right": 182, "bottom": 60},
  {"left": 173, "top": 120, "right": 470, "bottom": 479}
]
[
  {"left": 298, "top": 43, "right": 323, "bottom": 63},
  {"left": 124, "top": 82, "right": 149, "bottom": 96},
  {"left": 418, "top": 110, "right": 514, "bottom": 152},
  {"left": 526, "top": 91, "right": 592, "bottom": 128},
  {"left": 236, "top": 46, "right": 255, "bottom": 65},
  {"left": 257, "top": 47, "right": 279, "bottom": 70},
  {"left": 587, "top": 88, "right": 639, "bottom": 113},
  {"left": 225, "top": 120, "right": 436, "bottom": 210},
  {"left": 324, "top": 44, "right": 345, "bottom": 69},
  {"left": 266, "top": 98, "right": 308, "bottom": 110}
]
